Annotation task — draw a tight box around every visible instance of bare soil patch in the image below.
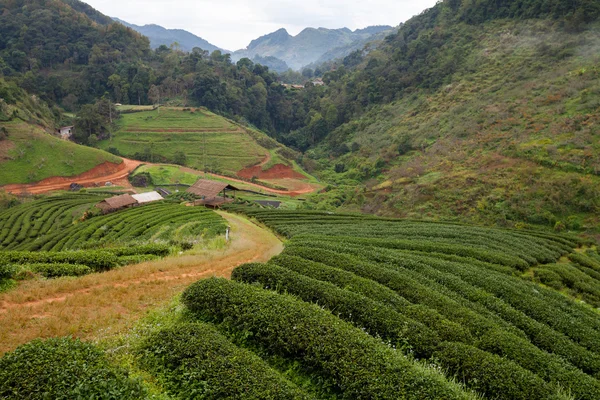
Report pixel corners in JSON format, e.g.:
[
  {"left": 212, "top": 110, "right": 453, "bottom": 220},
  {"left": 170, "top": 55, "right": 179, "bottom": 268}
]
[
  {"left": 2, "top": 158, "right": 142, "bottom": 194},
  {"left": 237, "top": 163, "right": 306, "bottom": 180}
]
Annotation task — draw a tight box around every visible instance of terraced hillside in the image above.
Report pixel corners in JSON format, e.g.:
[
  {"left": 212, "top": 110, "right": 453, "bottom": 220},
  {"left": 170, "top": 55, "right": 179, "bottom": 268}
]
[
  {"left": 100, "top": 108, "right": 291, "bottom": 175},
  {"left": 0, "top": 195, "right": 226, "bottom": 282},
  {"left": 2, "top": 206, "right": 600, "bottom": 399}
]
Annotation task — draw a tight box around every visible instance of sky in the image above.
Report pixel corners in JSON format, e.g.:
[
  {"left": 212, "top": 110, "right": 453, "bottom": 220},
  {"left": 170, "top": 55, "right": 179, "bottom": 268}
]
[{"left": 83, "top": 0, "right": 439, "bottom": 51}]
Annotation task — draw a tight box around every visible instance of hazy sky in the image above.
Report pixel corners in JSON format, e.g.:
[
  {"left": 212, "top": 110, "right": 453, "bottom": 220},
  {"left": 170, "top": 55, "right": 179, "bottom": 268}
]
[{"left": 83, "top": 0, "right": 439, "bottom": 50}]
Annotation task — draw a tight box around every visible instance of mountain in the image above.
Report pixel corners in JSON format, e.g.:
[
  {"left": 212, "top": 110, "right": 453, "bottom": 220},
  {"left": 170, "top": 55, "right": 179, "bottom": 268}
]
[
  {"left": 232, "top": 26, "right": 393, "bottom": 70},
  {"left": 283, "top": 0, "right": 600, "bottom": 232},
  {"left": 113, "top": 18, "right": 227, "bottom": 53}
]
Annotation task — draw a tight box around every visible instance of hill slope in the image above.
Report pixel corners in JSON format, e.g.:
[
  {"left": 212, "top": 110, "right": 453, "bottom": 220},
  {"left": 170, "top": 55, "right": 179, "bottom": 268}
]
[
  {"left": 0, "top": 79, "right": 122, "bottom": 186},
  {"left": 232, "top": 26, "right": 393, "bottom": 70},
  {"left": 289, "top": 1, "right": 600, "bottom": 232},
  {"left": 100, "top": 107, "right": 306, "bottom": 178},
  {"left": 113, "top": 18, "right": 226, "bottom": 53}
]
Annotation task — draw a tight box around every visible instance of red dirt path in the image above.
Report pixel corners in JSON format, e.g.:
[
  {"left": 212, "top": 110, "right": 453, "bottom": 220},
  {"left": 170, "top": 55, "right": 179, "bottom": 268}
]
[{"left": 2, "top": 158, "right": 142, "bottom": 194}]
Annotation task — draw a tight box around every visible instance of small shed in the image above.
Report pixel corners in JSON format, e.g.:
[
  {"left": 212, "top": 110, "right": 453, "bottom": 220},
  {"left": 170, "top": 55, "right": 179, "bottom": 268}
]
[
  {"left": 96, "top": 194, "right": 137, "bottom": 213},
  {"left": 59, "top": 126, "right": 74, "bottom": 140},
  {"left": 187, "top": 179, "right": 239, "bottom": 200},
  {"left": 132, "top": 191, "right": 163, "bottom": 204}
]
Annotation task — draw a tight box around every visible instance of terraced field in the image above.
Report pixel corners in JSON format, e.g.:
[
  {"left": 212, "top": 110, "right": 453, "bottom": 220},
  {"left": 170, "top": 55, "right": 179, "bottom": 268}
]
[
  {"left": 2, "top": 206, "right": 600, "bottom": 400},
  {"left": 99, "top": 108, "right": 268, "bottom": 174},
  {"left": 0, "top": 195, "right": 227, "bottom": 282}
]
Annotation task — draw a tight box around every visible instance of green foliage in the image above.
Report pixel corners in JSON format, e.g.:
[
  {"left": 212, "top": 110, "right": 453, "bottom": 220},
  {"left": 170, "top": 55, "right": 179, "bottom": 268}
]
[
  {"left": 0, "top": 337, "right": 146, "bottom": 399},
  {"left": 183, "top": 278, "right": 472, "bottom": 400},
  {"left": 0, "top": 196, "right": 227, "bottom": 252},
  {"left": 433, "top": 342, "right": 555, "bottom": 400},
  {"left": 233, "top": 262, "right": 441, "bottom": 358},
  {"left": 0, "top": 121, "right": 121, "bottom": 185},
  {"left": 223, "top": 207, "right": 600, "bottom": 398},
  {"left": 16, "top": 262, "right": 92, "bottom": 278},
  {"left": 136, "top": 322, "right": 312, "bottom": 399}
]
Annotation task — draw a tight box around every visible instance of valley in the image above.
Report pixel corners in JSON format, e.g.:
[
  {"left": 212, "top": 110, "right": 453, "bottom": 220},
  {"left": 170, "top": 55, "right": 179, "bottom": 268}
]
[{"left": 0, "top": 0, "right": 599, "bottom": 399}]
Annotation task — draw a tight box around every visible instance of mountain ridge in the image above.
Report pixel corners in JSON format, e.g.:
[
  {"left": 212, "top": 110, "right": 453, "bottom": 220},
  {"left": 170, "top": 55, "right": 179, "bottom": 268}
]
[
  {"left": 112, "top": 18, "right": 228, "bottom": 53},
  {"left": 233, "top": 25, "right": 393, "bottom": 70}
]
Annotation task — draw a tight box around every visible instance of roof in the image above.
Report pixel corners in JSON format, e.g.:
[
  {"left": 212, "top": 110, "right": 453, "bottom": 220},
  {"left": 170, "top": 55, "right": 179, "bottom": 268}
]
[
  {"left": 132, "top": 191, "right": 163, "bottom": 204},
  {"left": 60, "top": 126, "right": 74, "bottom": 130},
  {"left": 100, "top": 194, "right": 137, "bottom": 209},
  {"left": 255, "top": 200, "right": 281, "bottom": 208},
  {"left": 187, "top": 179, "right": 239, "bottom": 198}
]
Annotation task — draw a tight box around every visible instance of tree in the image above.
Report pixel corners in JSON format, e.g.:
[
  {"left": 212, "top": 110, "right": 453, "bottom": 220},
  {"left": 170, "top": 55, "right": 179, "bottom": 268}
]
[
  {"left": 173, "top": 151, "right": 187, "bottom": 166},
  {"left": 148, "top": 85, "right": 160, "bottom": 106}
]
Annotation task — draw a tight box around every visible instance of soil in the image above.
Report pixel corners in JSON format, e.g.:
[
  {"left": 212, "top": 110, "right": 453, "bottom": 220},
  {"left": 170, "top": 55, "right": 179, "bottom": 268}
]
[
  {"left": 0, "top": 211, "right": 283, "bottom": 354},
  {"left": 1, "top": 158, "right": 142, "bottom": 194},
  {"left": 237, "top": 163, "right": 307, "bottom": 180}
]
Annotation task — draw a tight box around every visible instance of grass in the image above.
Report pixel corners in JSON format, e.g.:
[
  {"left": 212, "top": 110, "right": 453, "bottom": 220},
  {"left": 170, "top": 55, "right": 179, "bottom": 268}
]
[
  {"left": 99, "top": 108, "right": 267, "bottom": 174},
  {"left": 0, "top": 121, "right": 121, "bottom": 185}
]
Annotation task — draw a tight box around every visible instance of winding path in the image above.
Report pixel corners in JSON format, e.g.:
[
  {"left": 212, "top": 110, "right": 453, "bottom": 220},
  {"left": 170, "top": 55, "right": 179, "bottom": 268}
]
[{"left": 0, "top": 211, "right": 283, "bottom": 355}]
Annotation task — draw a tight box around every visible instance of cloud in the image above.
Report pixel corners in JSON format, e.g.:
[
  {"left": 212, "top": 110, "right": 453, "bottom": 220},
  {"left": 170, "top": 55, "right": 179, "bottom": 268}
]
[{"left": 83, "top": 0, "right": 438, "bottom": 50}]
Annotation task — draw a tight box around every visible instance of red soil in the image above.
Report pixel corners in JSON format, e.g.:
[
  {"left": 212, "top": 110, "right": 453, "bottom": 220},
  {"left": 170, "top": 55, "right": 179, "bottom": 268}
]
[
  {"left": 2, "top": 158, "right": 142, "bottom": 195},
  {"left": 237, "top": 163, "right": 306, "bottom": 180}
]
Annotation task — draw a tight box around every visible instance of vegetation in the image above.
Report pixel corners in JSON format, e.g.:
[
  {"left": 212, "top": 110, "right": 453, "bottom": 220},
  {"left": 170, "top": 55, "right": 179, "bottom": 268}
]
[
  {"left": 136, "top": 322, "right": 312, "bottom": 399},
  {"left": 0, "top": 195, "right": 227, "bottom": 252},
  {"left": 0, "top": 337, "right": 146, "bottom": 399},
  {"left": 0, "top": 121, "right": 121, "bottom": 185},
  {"left": 0, "top": 195, "right": 227, "bottom": 288},
  {"left": 218, "top": 207, "right": 600, "bottom": 399},
  {"left": 99, "top": 108, "right": 296, "bottom": 174}
]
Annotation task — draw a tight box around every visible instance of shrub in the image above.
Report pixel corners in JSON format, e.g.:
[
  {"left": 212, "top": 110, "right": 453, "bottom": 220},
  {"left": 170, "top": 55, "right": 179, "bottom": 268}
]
[
  {"left": 478, "top": 329, "right": 600, "bottom": 400},
  {"left": 233, "top": 262, "right": 441, "bottom": 358},
  {"left": 0, "top": 337, "right": 146, "bottom": 399},
  {"left": 23, "top": 263, "right": 92, "bottom": 278},
  {"left": 433, "top": 342, "right": 556, "bottom": 400},
  {"left": 182, "top": 278, "right": 471, "bottom": 400},
  {"left": 136, "top": 322, "right": 311, "bottom": 399}
]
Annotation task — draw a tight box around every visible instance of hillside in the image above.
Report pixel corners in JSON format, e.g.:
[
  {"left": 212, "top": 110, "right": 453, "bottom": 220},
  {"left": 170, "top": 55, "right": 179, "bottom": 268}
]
[
  {"left": 0, "top": 79, "right": 122, "bottom": 186},
  {"left": 2, "top": 206, "right": 600, "bottom": 399},
  {"left": 113, "top": 18, "right": 226, "bottom": 53},
  {"left": 99, "top": 107, "right": 307, "bottom": 178},
  {"left": 0, "top": 0, "right": 150, "bottom": 107},
  {"left": 287, "top": 2, "right": 600, "bottom": 232},
  {"left": 232, "top": 26, "right": 393, "bottom": 70}
]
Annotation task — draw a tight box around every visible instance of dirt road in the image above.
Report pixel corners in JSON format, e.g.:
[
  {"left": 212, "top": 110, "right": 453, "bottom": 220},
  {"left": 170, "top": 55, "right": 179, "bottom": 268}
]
[
  {"left": 0, "top": 211, "right": 283, "bottom": 355},
  {"left": 2, "top": 158, "right": 143, "bottom": 195}
]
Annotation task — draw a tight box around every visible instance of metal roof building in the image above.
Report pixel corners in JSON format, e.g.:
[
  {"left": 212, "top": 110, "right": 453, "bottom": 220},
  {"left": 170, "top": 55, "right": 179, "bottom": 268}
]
[{"left": 132, "top": 191, "right": 163, "bottom": 204}]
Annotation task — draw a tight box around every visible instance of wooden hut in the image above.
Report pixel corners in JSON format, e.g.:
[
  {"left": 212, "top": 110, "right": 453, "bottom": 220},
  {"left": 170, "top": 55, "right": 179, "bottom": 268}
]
[
  {"left": 96, "top": 194, "right": 137, "bottom": 213},
  {"left": 187, "top": 179, "right": 239, "bottom": 208}
]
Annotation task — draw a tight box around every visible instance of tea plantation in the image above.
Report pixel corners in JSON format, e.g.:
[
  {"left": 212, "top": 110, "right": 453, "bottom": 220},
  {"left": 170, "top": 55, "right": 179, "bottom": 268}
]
[
  {"left": 2, "top": 206, "right": 600, "bottom": 399},
  {"left": 0, "top": 195, "right": 227, "bottom": 282}
]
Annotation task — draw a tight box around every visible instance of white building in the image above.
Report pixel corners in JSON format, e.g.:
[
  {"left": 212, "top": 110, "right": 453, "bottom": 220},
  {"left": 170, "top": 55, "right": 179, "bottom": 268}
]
[{"left": 131, "top": 191, "right": 164, "bottom": 204}]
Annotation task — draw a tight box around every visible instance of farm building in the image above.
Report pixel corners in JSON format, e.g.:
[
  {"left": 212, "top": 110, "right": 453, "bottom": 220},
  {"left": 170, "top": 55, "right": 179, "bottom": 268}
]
[
  {"left": 132, "top": 191, "right": 163, "bottom": 204},
  {"left": 96, "top": 194, "right": 137, "bottom": 213},
  {"left": 58, "top": 126, "right": 74, "bottom": 140},
  {"left": 187, "top": 179, "right": 239, "bottom": 208}
]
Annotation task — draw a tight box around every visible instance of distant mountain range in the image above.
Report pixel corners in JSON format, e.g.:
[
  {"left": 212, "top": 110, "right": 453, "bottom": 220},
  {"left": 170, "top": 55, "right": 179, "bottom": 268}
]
[
  {"left": 113, "top": 18, "right": 393, "bottom": 71},
  {"left": 113, "top": 18, "right": 227, "bottom": 53},
  {"left": 232, "top": 26, "right": 394, "bottom": 70}
]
